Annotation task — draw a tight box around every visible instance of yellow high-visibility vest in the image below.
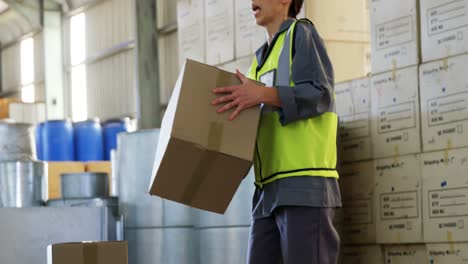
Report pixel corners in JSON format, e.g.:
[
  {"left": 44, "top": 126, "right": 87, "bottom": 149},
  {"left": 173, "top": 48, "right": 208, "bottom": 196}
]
[{"left": 247, "top": 19, "right": 339, "bottom": 188}]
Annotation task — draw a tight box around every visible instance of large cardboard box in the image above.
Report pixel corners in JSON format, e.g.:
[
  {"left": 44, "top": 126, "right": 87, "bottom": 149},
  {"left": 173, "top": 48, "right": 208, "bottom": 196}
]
[
  {"left": 177, "top": 0, "right": 205, "bottom": 67},
  {"left": 335, "top": 78, "right": 372, "bottom": 162},
  {"left": 420, "top": 0, "right": 468, "bottom": 62},
  {"left": 47, "top": 162, "right": 85, "bottom": 200},
  {"left": 8, "top": 102, "right": 46, "bottom": 124},
  {"left": 421, "top": 148, "right": 468, "bottom": 243},
  {"left": 370, "top": 0, "right": 420, "bottom": 74},
  {"left": 204, "top": 0, "right": 235, "bottom": 65},
  {"left": 234, "top": 0, "right": 265, "bottom": 58},
  {"left": 370, "top": 66, "right": 421, "bottom": 159},
  {"left": 325, "top": 40, "right": 371, "bottom": 83},
  {"left": 149, "top": 60, "right": 260, "bottom": 214},
  {"left": 306, "top": 0, "right": 370, "bottom": 42},
  {"left": 419, "top": 54, "right": 468, "bottom": 152},
  {"left": 338, "top": 161, "right": 376, "bottom": 244},
  {"left": 47, "top": 241, "right": 127, "bottom": 264},
  {"left": 374, "top": 154, "right": 423, "bottom": 244},
  {"left": 0, "top": 98, "right": 20, "bottom": 119},
  {"left": 339, "top": 246, "right": 385, "bottom": 264},
  {"left": 384, "top": 245, "right": 428, "bottom": 264},
  {"left": 426, "top": 243, "right": 468, "bottom": 263}
]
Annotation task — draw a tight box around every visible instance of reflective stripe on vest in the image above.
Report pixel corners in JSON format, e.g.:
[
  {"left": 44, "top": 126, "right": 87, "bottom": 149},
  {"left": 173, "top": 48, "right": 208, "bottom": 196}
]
[{"left": 247, "top": 20, "right": 339, "bottom": 188}]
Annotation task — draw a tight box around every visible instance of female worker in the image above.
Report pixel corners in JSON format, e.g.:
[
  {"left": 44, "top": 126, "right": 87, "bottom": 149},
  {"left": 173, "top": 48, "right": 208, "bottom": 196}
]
[{"left": 212, "top": 0, "right": 341, "bottom": 263}]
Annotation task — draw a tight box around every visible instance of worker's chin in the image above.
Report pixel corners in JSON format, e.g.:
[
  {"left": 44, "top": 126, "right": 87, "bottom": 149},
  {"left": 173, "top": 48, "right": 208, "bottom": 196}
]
[{"left": 254, "top": 16, "right": 267, "bottom": 27}]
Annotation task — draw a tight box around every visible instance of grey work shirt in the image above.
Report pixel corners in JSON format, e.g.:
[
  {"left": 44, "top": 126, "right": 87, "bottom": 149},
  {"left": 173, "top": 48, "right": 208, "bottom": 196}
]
[{"left": 252, "top": 18, "right": 342, "bottom": 219}]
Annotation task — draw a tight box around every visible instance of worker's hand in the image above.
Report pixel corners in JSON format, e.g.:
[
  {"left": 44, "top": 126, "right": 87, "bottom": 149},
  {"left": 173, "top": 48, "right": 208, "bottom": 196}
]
[{"left": 211, "top": 69, "right": 266, "bottom": 121}]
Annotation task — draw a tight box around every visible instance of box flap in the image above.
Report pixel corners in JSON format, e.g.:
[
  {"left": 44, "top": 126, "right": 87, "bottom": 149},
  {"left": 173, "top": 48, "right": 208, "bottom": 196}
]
[{"left": 150, "top": 137, "right": 251, "bottom": 214}]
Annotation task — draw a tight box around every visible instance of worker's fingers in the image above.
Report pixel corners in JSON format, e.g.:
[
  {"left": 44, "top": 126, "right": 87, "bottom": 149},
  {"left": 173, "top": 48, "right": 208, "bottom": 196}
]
[
  {"left": 211, "top": 94, "right": 236, "bottom": 105},
  {"left": 212, "top": 86, "right": 237, "bottom": 94},
  {"left": 229, "top": 104, "right": 244, "bottom": 121},
  {"left": 236, "top": 69, "right": 248, "bottom": 84},
  {"left": 217, "top": 99, "right": 238, "bottom": 113}
]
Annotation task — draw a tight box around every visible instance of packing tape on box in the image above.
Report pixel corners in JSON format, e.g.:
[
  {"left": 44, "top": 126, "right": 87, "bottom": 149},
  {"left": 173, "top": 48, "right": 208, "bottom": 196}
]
[
  {"left": 447, "top": 231, "right": 455, "bottom": 252},
  {"left": 83, "top": 242, "right": 99, "bottom": 264},
  {"left": 444, "top": 139, "right": 453, "bottom": 166},
  {"left": 207, "top": 122, "right": 224, "bottom": 150},
  {"left": 180, "top": 122, "right": 224, "bottom": 204},
  {"left": 393, "top": 145, "right": 400, "bottom": 164}
]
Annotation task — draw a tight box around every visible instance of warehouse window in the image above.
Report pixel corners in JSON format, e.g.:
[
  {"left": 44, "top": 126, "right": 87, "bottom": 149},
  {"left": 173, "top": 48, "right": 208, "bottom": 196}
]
[
  {"left": 20, "top": 37, "right": 34, "bottom": 103},
  {"left": 70, "top": 13, "right": 87, "bottom": 122}
]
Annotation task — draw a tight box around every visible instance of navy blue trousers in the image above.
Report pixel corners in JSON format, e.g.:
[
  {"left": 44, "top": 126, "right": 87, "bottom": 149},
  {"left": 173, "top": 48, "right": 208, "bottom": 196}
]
[{"left": 247, "top": 207, "right": 340, "bottom": 264}]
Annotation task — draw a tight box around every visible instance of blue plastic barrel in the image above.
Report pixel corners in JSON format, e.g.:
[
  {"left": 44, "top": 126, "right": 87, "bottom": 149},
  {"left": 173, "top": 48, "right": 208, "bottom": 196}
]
[
  {"left": 102, "top": 118, "right": 130, "bottom": 160},
  {"left": 74, "top": 119, "right": 104, "bottom": 161},
  {"left": 35, "top": 123, "right": 44, "bottom": 160},
  {"left": 41, "top": 120, "right": 75, "bottom": 161}
]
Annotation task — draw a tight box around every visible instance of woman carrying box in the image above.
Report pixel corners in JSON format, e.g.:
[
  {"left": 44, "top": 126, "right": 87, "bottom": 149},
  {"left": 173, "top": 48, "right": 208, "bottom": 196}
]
[{"left": 212, "top": 0, "right": 341, "bottom": 263}]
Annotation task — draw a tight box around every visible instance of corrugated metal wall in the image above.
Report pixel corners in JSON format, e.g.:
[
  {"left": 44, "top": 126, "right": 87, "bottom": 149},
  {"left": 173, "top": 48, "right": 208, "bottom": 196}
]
[
  {"left": 158, "top": 0, "right": 180, "bottom": 107},
  {"left": 65, "top": 0, "right": 137, "bottom": 120},
  {"left": 34, "top": 32, "right": 45, "bottom": 101},
  {"left": 0, "top": 42, "right": 21, "bottom": 93},
  {"left": 0, "top": 32, "right": 44, "bottom": 99}
]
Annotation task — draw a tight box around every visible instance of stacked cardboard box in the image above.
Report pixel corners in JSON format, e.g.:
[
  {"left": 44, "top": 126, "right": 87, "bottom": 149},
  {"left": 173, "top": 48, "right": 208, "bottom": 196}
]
[
  {"left": 339, "top": 161, "right": 376, "bottom": 245},
  {"left": 420, "top": 0, "right": 468, "bottom": 63},
  {"left": 307, "top": 0, "right": 371, "bottom": 83},
  {"left": 337, "top": 0, "right": 468, "bottom": 261},
  {"left": 370, "top": 0, "right": 420, "bottom": 73},
  {"left": 374, "top": 154, "right": 423, "bottom": 244},
  {"left": 335, "top": 78, "right": 372, "bottom": 162}
]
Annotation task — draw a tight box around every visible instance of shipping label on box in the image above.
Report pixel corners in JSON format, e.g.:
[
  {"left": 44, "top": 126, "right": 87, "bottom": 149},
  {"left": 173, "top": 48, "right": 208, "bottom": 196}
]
[
  {"left": 306, "top": 0, "right": 370, "bottom": 42},
  {"left": 149, "top": 60, "right": 260, "bottom": 214},
  {"left": 427, "top": 243, "right": 468, "bottom": 263},
  {"left": 177, "top": 0, "right": 205, "bottom": 67},
  {"left": 421, "top": 148, "right": 468, "bottom": 243},
  {"left": 420, "top": 0, "right": 468, "bottom": 62},
  {"left": 384, "top": 245, "right": 428, "bottom": 264},
  {"left": 370, "top": 66, "right": 421, "bottom": 158},
  {"left": 370, "top": 0, "right": 420, "bottom": 74},
  {"left": 339, "top": 161, "right": 376, "bottom": 244},
  {"left": 339, "top": 246, "right": 385, "bottom": 264},
  {"left": 419, "top": 54, "right": 468, "bottom": 152},
  {"left": 204, "top": 0, "right": 235, "bottom": 65},
  {"left": 234, "top": 0, "right": 265, "bottom": 58},
  {"left": 336, "top": 78, "right": 372, "bottom": 162},
  {"left": 375, "top": 154, "right": 423, "bottom": 244}
]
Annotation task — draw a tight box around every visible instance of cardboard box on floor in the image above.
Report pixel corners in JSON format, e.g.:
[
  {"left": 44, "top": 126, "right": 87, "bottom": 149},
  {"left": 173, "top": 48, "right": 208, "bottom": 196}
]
[
  {"left": 374, "top": 154, "right": 423, "bottom": 244},
  {"left": 419, "top": 54, "right": 468, "bottom": 152},
  {"left": 338, "top": 161, "right": 377, "bottom": 245},
  {"left": 47, "top": 162, "right": 85, "bottom": 200},
  {"left": 420, "top": 0, "right": 468, "bottom": 62},
  {"left": 47, "top": 241, "right": 127, "bottom": 264},
  {"left": 149, "top": 59, "right": 260, "bottom": 214},
  {"left": 421, "top": 148, "right": 468, "bottom": 243}
]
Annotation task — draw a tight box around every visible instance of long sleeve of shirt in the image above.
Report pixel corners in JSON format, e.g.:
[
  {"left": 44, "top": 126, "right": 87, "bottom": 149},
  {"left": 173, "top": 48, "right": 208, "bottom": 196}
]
[{"left": 276, "top": 21, "right": 335, "bottom": 126}]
